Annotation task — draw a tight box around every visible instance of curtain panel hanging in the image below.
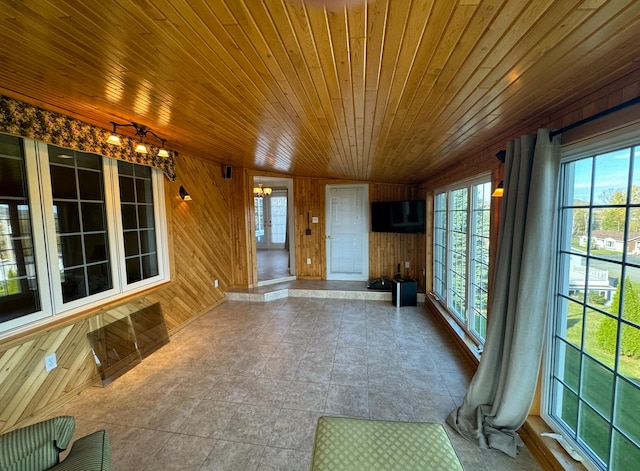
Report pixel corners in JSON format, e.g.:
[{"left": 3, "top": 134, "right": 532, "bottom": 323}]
[
  {"left": 447, "top": 129, "right": 561, "bottom": 458},
  {"left": 0, "top": 95, "right": 176, "bottom": 181}
]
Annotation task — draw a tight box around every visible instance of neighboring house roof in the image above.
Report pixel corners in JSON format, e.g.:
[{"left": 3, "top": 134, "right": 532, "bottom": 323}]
[{"left": 588, "top": 230, "right": 640, "bottom": 242}]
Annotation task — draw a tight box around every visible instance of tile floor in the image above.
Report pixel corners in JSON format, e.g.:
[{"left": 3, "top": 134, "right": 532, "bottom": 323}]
[
  {"left": 53, "top": 298, "right": 543, "bottom": 470},
  {"left": 257, "top": 249, "right": 290, "bottom": 282}
]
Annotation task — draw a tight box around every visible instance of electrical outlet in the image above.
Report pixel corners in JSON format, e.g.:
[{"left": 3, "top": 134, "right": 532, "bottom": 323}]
[
  {"left": 405, "top": 261, "right": 410, "bottom": 268},
  {"left": 312, "top": 216, "right": 319, "bottom": 224},
  {"left": 214, "top": 279, "right": 219, "bottom": 288},
  {"left": 306, "top": 258, "right": 311, "bottom": 265},
  {"left": 44, "top": 353, "right": 57, "bottom": 372}
]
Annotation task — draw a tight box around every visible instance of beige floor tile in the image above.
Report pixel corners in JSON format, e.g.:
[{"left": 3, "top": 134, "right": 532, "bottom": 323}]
[{"left": 50, "top": 296, "right": 541, "bottom": 471}]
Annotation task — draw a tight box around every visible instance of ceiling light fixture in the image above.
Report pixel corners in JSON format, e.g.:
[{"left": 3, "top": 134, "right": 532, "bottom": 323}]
[
  {"left": 106, "top": 123, "right": 122, "bottom": 146},
  {"left": 107, "top": 121, "right": 172, "bottom": 157},
  {"left": 134, "top": 143, "right": 148, "bottom": 154},
  {"left": 157, "top": 139, "right": 170, "bottom": 158},
  {"left": 253, "top": 183, "right": 272, "bottom": 198}
]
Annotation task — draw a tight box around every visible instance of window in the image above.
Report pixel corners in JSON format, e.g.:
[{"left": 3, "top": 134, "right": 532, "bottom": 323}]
[
  {"left": 254, "top": 197, "right": 265, "bottom": 241},
  {"left": 433, "top": 192, "right": 447, "bottom": 300},
  {"left": 547, "top": 134, "right": 640, "bottom": 469},
  {"left": 118, "top": 161, "right": 159, "bottom": 284},
  {"left": 0, "top": 136, "right": 40, "bottom": 323},
  {"left": 433, "top": 176, "right": 491, "bottom": 342},
  {"left": 49, "top": 146, "right": 113, "bottom": 303},
  {"left": 0, "top": 135, "right": 168, "bottom": 335}
]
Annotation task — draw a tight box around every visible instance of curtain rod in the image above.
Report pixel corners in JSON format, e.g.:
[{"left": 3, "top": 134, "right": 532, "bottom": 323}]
[
  {"left": 496, "top": 95, "right": 640, "bottom": 161},
  {"left": 549, "top": 95, "right": 640, "bottom": 139}
]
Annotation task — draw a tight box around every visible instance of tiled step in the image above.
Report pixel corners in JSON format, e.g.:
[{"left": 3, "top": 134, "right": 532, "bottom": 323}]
[{"left": 226, "top": 283, "right": 426, "bottom": 303}]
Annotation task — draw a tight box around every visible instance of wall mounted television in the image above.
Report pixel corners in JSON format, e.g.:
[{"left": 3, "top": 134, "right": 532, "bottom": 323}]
[{"left": 371, "top": 200, "right": 426, "bottom": 234}]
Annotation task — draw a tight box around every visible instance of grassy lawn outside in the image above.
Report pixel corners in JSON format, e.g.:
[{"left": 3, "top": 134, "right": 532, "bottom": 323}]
[
  {"left": 557, "top": 299, "right": 640, "bottom": 469},
  {"left": 565, "top": 300, "right": 640, "bottom": 382}
]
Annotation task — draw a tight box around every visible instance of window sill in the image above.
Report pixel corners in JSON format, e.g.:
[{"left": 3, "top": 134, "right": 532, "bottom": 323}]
[
  {"left": 0, "top": 280, "right": 173, "bottom": 347},
  {"left": 426, "top": 295, "right": 591, "bottom": 471},
  {"left": 521, "top": 416, "right": 589, "bottom": 471},
  {"left": 425, "top": 293, "right": 481, "bottom": 366}
]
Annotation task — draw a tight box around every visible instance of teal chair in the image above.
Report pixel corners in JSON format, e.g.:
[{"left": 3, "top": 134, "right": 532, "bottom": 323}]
[{"left": 0, "top": 416, "right": 110, "bottom": 471}]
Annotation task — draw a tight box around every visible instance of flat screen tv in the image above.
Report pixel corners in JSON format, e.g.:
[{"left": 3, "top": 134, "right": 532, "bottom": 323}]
[{"left": 371, "top": 200, "right": 426, "bottom": 234}]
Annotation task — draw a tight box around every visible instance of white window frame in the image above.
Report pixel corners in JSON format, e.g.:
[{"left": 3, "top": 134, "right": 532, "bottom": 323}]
[
  {"left": 0, "top": 137, "right": 170, "bottom": 338},
  {"left": 433, "top": 172, "right": 491, "bottom": 344},
  {"left": 542, "top": 122, "right": 640, "bottom": 470}
]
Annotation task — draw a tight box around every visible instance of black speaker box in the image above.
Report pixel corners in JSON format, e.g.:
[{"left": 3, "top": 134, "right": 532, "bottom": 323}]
[{"left": 223, "top": 165, "right": 232, "bottom": 179}]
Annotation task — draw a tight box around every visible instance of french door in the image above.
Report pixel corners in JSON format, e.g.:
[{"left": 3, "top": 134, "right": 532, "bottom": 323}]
[{"left": 255, "top": 190, "right": 287, "bottom": 250}]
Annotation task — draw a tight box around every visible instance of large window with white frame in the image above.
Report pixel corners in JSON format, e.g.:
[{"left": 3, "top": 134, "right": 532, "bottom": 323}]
[
  {"left": 433, "top": 175, "right": 491, "bottom": 343},
  {"left": 546, "top": 129, "right": 640, "bottom": 470},
  {"left": 0, "top": 134, "right": 169, "bottom": 335}
]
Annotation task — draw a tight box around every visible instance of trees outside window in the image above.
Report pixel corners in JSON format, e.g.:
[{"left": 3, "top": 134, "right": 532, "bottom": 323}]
[
  {"left": 433, "top": 176, "right": 490, "bottom": 343},
  {"left": 548, "top": 140, "right": 640, "bottom": 470}
]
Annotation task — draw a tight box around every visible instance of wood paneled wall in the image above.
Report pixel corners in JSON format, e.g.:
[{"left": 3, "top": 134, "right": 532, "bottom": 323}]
[
  {"left": 0, "top": 153, "right": 234, "bottom": 433},
  {"left": 369, "top": 183, "right": 426, "bottom": 287},
  {"left": 228, "top": 168, "right": 252, "bottom": 288},
  {"left": 294, "top": 177, "right": 326, "bottom": 279},
  {"left": 290, "top": 178, "right": 426, "bottom": 285}
]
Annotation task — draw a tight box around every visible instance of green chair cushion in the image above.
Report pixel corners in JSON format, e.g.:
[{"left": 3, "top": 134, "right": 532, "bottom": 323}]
[
  {"left": 51, "top": 430, "right": 111, "bottom": 471},
  {"left": 0, "top": 416, "right": 75, "bottom": 471},
  {"left": 310, "top": 416, "right": 464, "bottom": 471}
]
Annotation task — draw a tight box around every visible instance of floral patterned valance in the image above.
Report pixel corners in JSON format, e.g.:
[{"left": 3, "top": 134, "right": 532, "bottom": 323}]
[{"left": 0, "top": 95, "right": 176, "bottom": 181}]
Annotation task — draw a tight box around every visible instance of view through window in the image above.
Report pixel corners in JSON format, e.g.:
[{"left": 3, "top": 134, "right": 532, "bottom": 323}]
[
  {"left": 550, "top": 141, "right": 640, "bottom": 469},
  {"left": 433, "top": 177, "right": 490, "bottom": 342}
]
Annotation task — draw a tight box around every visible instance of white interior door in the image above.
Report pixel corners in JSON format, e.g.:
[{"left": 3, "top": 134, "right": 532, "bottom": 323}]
[{"left": 326, "top": 184, "right": 369, "bottom": 281}]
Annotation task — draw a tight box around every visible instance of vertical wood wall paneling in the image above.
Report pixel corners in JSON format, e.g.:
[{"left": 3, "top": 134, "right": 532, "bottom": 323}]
[
  {"left": 424, "top": 190, "right": 435, "bottom": 294},
  {"left": 369, "top": 183, "right": 425, "bottom": 287},
  {"left": 228, "top": 168, "right": 253, "bottom": 288},
  {"left": 488, "top": 166, "right": 503, "bottom": 310},
  {"left": 294, "top": 177, "right": 325, "bottom": 279}
]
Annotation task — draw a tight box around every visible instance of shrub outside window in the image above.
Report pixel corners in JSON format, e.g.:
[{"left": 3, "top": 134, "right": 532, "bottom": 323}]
[{"left": 547, "top": 133, "right": 640, "bottom": 470}]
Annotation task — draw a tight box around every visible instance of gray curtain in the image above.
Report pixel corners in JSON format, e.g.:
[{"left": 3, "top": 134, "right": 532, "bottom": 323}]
[{"left": 446, "top": 129, "right": 561, "bottom": 457}]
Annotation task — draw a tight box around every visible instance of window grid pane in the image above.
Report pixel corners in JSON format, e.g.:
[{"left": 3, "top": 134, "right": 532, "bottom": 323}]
[
  {"left": 434, "top": 180, "right": 489, "bottom": 344},
  {"left": 0, "top": 135, "right": 40, "bottom": 322},
  {"left": 49, "top": 146, "right": 112, "bottom": 302},
  {"left": 270, "top": 195, "right": 287, "bottom": 244},
  {"left": 254, "top": 197, "right": 264, "bottom": 242},
  {"left": 551, "top": 143, "right": 640, "bottom": 469},
  {"left": 470, "top": 182, "right": 490, "bottom": 341},
  {"left": 118, "top": 161, "right": 158, "bottom": 284},
  {"left": 434, "top": 192, "right": 447, "bottom": 299},
  {"left": 1, "top": 137, "right": 168, "bottom": 334},
  {"left": 449, "top": 188, "right": 468, "bottom": 321}
]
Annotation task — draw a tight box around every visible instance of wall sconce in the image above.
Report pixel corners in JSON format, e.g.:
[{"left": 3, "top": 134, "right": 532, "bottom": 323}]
[
  {"left": 492, "top": 180, "right": 504, "bottom": 198},
  {"left": 179, "top": 186, "right": 192, "bottom": 201},
  {"left": 106, "top": 121, "right": 171, "bottom": 157}
]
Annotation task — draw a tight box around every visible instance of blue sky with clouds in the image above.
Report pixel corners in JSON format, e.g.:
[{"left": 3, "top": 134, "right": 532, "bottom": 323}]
[{"left": 568, "top": 146, "right": 640, "bottom": 204}]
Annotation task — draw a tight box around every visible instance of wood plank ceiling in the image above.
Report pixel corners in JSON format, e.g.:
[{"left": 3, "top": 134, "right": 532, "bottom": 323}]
[{"left": 1, "top": 0, "right": 639, "bottom": 184}]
